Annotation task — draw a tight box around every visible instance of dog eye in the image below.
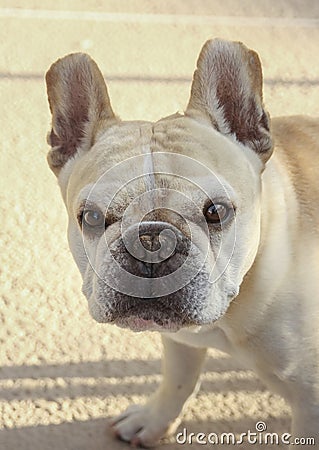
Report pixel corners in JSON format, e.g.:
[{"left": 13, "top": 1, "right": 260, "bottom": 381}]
[
  {"left": 82, "top": 210, "right": 104, "bottom": 228},
  {"left": 205, "top": 203, "right": 232, "bottom": 225}
]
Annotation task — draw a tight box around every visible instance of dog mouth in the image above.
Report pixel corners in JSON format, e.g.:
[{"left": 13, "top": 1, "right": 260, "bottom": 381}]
[
  {"left": 106, "top": 299, "right": 194, "bottom": 332},
  {"left": 91, "top": 288, "right": 215, "bottom": 332},
  {"left": 91, "top": 283, "right": 239, "bottom": 332},
  {"left": 114, "top": 315, "right": 182, "bottom": 332},
  {"left": 87, "top": 262, "right": 239, "bottom": 332},
  {"left": 88, "top": 245, "right": 236, "bottom": 331}
]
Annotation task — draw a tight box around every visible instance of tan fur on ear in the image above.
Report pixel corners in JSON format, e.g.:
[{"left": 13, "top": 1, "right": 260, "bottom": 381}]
[
  {"left": 186, "top": 39, "right": 273, "bottom": 163},
  {"left": 46, "top": 53, "right": 117, "bottom": 175}
]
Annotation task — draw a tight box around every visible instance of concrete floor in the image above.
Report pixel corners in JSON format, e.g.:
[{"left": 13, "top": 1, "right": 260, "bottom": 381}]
[{"left": 0, "top": 1, "right": 318, "bottom": 449}]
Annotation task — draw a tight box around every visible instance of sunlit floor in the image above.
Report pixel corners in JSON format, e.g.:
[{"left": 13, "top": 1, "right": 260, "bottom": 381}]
[{"left": 0, "top": 1, "right": 318, "bottom": 449}]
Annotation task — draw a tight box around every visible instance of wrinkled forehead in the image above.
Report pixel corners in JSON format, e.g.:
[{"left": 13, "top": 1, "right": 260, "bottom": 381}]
[
  {"left": 66, "top": 115, "right": 260, "bottom": 210},
  {"left": 75, "top": 164, "right": 237, "bottom": 218}
]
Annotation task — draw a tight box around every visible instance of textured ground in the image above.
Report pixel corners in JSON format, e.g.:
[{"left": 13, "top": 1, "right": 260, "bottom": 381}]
[{"left": 0, "top": 1, "right": 318, "bottom": 449}]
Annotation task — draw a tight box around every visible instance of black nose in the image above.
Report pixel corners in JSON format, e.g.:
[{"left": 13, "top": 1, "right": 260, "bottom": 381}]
[
  {"left": 129, "top": 221, "right": 177, "bottom": 262},
  {"left": 121, "top": 221, "right": 186, "bottom": 279}
]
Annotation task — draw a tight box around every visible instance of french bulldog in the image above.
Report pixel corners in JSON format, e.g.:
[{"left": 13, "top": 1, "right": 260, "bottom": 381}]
[{"left": 46, "top": 39, "right": 319, "bottom": 448}]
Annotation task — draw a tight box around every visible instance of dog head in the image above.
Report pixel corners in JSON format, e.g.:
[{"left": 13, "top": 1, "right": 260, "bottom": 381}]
[{"left": 46, "top": 39, "right": 273, "bottom": 332}]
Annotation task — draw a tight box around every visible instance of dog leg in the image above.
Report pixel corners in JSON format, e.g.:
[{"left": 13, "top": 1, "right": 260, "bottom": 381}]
[{"left": 110, "top": 335, "right": 207, "bottom": 447}]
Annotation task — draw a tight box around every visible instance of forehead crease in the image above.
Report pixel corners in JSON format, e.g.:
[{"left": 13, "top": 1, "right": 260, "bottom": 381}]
[
  {"left": 142, "top": 127, "right": 155, "bottom": 192},
  {"left": 74, "top": 120, "right": 238, "bottom": 215}
]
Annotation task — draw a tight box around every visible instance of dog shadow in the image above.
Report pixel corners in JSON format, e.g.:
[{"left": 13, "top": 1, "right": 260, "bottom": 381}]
[{"left": 0, "top": 355, "right": 291, "bottom": 450}]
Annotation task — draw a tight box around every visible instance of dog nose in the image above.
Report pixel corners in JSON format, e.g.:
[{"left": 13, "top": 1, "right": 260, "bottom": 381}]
[
  {"left": 139, "top": 233, "right": 160, "bottom": 253},
  {"left": 123, "top": 221, "right": 178, "bottom": 264},
  {"left": 119, "top": 221, "right": 189, "bottom": 280},
  {"left": 142, "top": 224, "right": 177, "bottom": 257},
  {"left": 133, "top": 222, "right": 177, "bottom": 262}
]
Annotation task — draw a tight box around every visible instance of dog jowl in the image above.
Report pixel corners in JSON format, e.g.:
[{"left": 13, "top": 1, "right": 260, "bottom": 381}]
[{"left": 46, "top": 39, "right": 319, "bottom": 447}]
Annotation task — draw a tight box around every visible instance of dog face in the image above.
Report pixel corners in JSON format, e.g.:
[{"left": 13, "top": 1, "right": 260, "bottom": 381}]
[{"left": 46, "top": 39, "right": 273, "bottom": 332}]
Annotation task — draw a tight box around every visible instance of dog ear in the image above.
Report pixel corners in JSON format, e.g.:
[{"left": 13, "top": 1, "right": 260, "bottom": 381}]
[
  {"left": 46, "top": 53, "right": 117, "bottom": 176},
  {"left": 186, "top": 39, "right": 273, "bottom": 163}
]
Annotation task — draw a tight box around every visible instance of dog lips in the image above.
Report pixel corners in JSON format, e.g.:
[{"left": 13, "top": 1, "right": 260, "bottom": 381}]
[{"left": 126, "top": 317, "right": 162, "bottom": 332}]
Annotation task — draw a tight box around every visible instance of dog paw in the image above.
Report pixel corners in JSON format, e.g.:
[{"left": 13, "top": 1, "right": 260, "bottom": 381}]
[{"left": 110, "top": 403, "right": 181, "bottom": 447}]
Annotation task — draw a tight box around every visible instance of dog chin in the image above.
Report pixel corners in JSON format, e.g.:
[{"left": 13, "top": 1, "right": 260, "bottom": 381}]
[
  {"left": 114, "top": 316, "right": 182, "bottom": 333},
  {"left": 88, "top": 301, "right": 183, "bottom": 331}
]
